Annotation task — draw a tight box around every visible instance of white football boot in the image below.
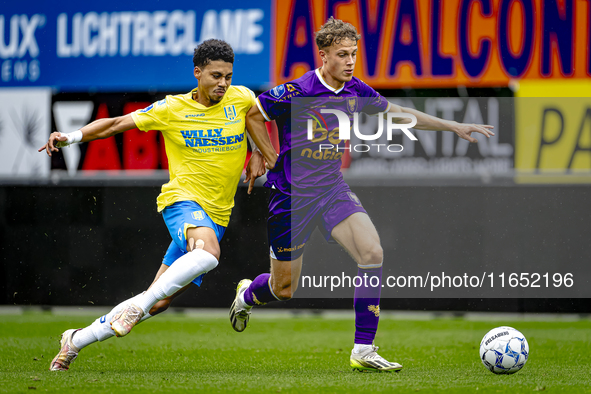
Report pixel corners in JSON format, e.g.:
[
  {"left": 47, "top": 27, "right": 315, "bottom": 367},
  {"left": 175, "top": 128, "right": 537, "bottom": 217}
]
[
  {"left": 110, "top": 303, "right": 144, "bottom": 337},
  {"left": 49, "top": 329, "right": 81, "bottom": 371},
  {"left": 350, "top": 345, "right": 403, "bottom": 372},
  {"left": 229, "top": 279, "right": 253, "bottom": 332}
]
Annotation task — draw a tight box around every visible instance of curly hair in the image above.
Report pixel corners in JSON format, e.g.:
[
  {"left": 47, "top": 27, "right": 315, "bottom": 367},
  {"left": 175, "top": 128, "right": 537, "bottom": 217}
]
[
  {"left": 315, "top": 17, "right": 361, "bottom": 50},
  {"left": 193, "top": 39, "right": 234, "bottom": 69}
]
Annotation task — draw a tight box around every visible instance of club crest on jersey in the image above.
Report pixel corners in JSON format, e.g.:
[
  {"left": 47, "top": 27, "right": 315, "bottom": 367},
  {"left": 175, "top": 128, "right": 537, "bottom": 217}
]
[
  {"left": 270, "top": 84, "right": 286, "bottom": 99},
  {"left": 348, "top": 192, "right": 362, "bottom": 206},
  {"left": 347, "top": 97, "right": 358, "bottom": 113},
  {"left": 192, "top": 210, "right": 205, "bottom": 220},
  {"left": 224, "top": 105, "right": 237, "bottom": 121}
]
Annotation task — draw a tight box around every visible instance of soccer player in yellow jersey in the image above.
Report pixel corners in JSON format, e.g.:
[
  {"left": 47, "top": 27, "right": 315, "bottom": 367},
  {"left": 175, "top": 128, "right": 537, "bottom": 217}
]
[{"left": 39, "top": 39, "right": 277, "bottom": 371}]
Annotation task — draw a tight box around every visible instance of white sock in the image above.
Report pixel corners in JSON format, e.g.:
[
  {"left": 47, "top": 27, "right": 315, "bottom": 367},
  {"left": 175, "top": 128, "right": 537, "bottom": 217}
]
[
  {"left": 74, "top": 312, "right": 153, "bottom": 350},
  {"left": 353, "top": 343, "right": 373, "bottom": 353},
  {"left": 72, "top": 327, "right": 97, "bottom": 350},
  {"left": 135, "top": 249, "right": 218, "bottom": 314},
  {"left": 68, "top": 294, "right": 155, "bottom": 350}
]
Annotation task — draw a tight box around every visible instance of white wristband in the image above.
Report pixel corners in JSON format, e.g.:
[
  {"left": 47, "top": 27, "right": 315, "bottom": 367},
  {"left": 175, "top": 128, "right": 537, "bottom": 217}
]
[
  {"left": 56, "top": 130, "right": 83, "bottom": 147},
  {"left": 67, "top": 129, "right": 83, "bottom": 144}
]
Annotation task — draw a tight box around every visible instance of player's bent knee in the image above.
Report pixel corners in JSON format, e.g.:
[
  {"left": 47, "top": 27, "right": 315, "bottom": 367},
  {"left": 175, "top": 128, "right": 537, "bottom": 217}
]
[
  {"left": 187, "top": 249, "right": 219, "bottom": 276},
  {"left": 203, "top": 244, "right": 221, "bottom": 261},
  {"left": 359, "top": 244, "right": 383, "bottom": 267},
  {"left": 275, "top": 286, "right": 294, "bottom": 301}
]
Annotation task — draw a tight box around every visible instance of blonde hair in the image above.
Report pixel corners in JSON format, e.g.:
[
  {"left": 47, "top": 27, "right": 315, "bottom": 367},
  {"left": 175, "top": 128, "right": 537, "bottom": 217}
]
[{"left": 315, "top": 17, "right": 361, "bottom": 50}]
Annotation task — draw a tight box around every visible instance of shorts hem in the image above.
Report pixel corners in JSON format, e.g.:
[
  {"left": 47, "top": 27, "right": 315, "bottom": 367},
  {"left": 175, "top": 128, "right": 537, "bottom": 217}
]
[{"left": 323, "top": 206, "right": 367, "bottom": 242}]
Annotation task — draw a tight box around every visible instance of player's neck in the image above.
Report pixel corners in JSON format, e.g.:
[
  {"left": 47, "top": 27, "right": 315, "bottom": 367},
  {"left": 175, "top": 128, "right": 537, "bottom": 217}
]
[
  {"left": 319, "top": 66, "right": 345, "bottom": 91},
  {"left": 192, "top": 89, "right": 218, "bottom": 107}
]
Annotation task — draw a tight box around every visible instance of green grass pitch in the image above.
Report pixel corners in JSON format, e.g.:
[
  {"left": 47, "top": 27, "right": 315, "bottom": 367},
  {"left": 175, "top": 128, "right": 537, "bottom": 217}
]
[{"left": 1, "top": 312, "right": 590, "bottom": 393}]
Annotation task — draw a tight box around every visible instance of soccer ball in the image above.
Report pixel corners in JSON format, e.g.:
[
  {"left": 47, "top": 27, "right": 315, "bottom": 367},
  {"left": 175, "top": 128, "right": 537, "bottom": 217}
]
[{"left": 479, "top": 326, "right": 529, "bottom": 374}]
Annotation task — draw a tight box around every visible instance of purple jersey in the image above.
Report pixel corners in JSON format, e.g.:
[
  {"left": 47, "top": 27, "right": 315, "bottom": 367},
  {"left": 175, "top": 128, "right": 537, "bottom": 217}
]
[{"left": 256, "top": 69, "right": 390, "bottom": 196}]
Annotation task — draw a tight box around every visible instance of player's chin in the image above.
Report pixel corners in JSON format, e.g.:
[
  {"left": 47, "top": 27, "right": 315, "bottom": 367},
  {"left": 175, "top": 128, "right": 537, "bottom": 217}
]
[
  {"left": 210, "top": 94, "right": 224, "bottom": 103},
  {"left": 341, "top": 72, "right": 354, "bottom": 81}
]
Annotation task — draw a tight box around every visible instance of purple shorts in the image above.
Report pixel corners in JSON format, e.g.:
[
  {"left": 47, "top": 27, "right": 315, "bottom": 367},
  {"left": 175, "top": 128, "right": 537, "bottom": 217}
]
[{"left": 267, "top": 182, "right": 366, "bottom": 261}]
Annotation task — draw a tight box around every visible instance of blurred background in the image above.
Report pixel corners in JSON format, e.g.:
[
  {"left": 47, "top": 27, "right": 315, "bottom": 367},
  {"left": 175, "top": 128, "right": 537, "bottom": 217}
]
[{"left": 1, "top": 0, "right": 589, "bottom": 313}]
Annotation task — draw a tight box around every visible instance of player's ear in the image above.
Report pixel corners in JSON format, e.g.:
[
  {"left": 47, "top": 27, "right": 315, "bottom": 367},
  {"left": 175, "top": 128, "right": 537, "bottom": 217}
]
[
  {"left": 194, "top": 66, "right": 202, "bottom": 80},
  {"left": 319, "top": 49, "right": 327, "bottom": 64}
]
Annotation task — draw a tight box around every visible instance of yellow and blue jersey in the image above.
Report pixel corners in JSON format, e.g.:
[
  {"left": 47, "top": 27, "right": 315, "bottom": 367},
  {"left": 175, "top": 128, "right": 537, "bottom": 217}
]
[{"left": 131, "top": 85, "right": 256, "bottom": 226}]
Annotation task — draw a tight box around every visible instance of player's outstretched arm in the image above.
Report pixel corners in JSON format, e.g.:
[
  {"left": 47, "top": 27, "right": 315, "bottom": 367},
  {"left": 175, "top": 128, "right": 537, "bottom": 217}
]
[
  {"left": 38, "top": 114, "right": 137, "bottom": 157},
  {"left": 245, "top": 105, "right": 278, "bottom": 169},
  {"left": 388, "top": 103, "right": 495, "bottom": 143}
]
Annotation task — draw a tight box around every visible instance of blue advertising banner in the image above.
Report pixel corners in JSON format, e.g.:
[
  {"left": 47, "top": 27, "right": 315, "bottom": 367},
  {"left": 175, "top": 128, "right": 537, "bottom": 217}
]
[{"left": 0, "top": 0, "right": 271, "bottom": 91}]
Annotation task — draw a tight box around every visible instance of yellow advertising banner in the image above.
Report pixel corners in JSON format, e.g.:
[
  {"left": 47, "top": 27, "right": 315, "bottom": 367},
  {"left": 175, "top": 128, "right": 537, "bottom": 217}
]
[{"left": 515, "top": 81, "right": 591, "bottom": 183}]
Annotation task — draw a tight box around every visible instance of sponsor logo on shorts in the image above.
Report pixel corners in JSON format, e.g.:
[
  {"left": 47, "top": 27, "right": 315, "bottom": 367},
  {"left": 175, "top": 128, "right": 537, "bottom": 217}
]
[
  {"left": 178, "top": 228, "right": 183, "bottom": 241},
  {"left": 192, "top": 210, "right": 205, "bottom": 220},
  {"left": 276, "top": 243, "right": 305, "bottom": 253},
  {"left": 100, "top": 315, "right": 106, "bottom": 323}
]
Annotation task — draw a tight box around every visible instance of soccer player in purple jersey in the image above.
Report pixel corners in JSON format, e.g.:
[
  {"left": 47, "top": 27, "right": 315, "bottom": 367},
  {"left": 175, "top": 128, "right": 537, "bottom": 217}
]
[{"left": 230, "top": 17, "right": 494, "bottom": 372}]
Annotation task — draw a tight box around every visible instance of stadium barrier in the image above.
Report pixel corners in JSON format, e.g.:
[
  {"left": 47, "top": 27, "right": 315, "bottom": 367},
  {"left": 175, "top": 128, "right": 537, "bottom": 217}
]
[{"left": 1, "top": 183, "right": 589, "bottom": 312}]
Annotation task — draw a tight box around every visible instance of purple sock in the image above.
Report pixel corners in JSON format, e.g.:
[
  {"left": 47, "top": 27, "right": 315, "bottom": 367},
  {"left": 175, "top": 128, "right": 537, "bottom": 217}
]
[
  {"left": 354, "top": 266, "right": 382, "bottom": 345},
  {"left": 244, "top": 273, "right": 278, "bottom": 306}
]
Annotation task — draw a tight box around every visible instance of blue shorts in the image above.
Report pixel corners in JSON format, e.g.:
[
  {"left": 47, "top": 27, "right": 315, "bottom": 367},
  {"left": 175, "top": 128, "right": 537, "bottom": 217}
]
[
  {"left": 162, "top": 201, "right": 226, "bottom": 286},
  {"left": 267, "top": 181, "right": 366, "bottom": 261}
]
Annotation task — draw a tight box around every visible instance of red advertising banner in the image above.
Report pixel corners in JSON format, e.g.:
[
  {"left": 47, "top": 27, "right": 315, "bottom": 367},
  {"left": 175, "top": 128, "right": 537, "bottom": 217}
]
[
  {"left": 49, "top": 95, "right": 277, "bottom": 177},
  {"left": 273, "top": 0, "right": 589, "bottom": 88}
]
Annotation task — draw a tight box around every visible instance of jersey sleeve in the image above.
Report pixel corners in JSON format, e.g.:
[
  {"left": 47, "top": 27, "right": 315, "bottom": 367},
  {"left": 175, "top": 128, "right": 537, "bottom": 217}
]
[
  {"left": 256, "top": 82, "right": 302, "bottom": 122},
  {"left": 356, "top": 80, "right": 391, "bottom": 115},
  {"left": 233, "top": 86, "right": 257, "bottom": 112},
  {"left": 245, "top": 87, "right": 257, "bottom": 110},
  {"left": 131, "top": 98, "right": 170, "bottom": 132}
]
